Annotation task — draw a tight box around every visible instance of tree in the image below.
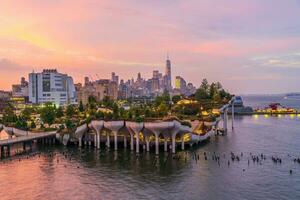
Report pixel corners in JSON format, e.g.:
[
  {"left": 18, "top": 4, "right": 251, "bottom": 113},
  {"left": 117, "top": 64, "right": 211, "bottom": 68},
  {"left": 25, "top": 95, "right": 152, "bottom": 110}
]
[
  {"left": 88, "top": 95, "right": 97, "bottom": 104},
  {"left": 66, "top": 104, "right": 76, "bottom": 117},
  {"left": 157, "top": 102, "right": 168, "bottom": 117},
  {"left": 112, "top": 104, "right": 119, "bottom": 119},
  {"left": 104, "top": 112, "right": 113, "bottom": 120},
  {"left": 79, "top": 101, "right": 84, "bottom": 112},
  {"left": 172, "top": 95, "right": 182, "bottom": 104},
  {"left": 56, "top": 106, "right": 64, "bottom": 118},
  {"left": 195, "top": 88, "right": 209, "bottom": 100},
  {"left": 88, "top": 96, "right": 97, "bottom": 110},
  {"left": 95, "top": 111, "right": 104, "bottom": 119},
  {"left": 65, "top": 118, "right": 76, "bottom": 130},
  {"left": 195, "top": 79, "right": 211, "bottom": 100},
  {"left": 2, "top": 103, "right": 17, "bottom": 124},
  {"left": 15, "top": 117, "right": 28, "bottom": 130},
  {"left": 40, "top": 103, "right": 56, "bottom": 126},
  {"left": 21, "top": 107, "right": 33, "bottom": 121},
  {"left": 200, "top": 79, "right": 209, "bottom": 92},
  {"left": 126, "top": 110, "right": 133, "bottom": 120},
  {"left": 30, "top": 120, "right": 36, "bottom": 129},
  {"left": 209, "top": 83, "right": 217, "bottom": 99},
  {"left": 219, "top": 89, "right": 230, "bottom": 100},
  {"left": 155, "top": 90, "right": 170, "bottom": 107}
]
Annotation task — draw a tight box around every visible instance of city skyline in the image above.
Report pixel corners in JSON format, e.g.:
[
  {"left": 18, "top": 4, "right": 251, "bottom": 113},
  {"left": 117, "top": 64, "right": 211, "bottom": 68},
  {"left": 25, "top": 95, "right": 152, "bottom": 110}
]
[{"left": 1, "top": 0, "right": 300, "bottom": 94}]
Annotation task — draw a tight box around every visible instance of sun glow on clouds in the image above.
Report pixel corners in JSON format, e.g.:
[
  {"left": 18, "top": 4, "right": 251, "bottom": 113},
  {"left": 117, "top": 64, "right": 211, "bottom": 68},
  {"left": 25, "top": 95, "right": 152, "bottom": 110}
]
[{"left": 0, "top": 0, "right": 300, "bottom": 93}]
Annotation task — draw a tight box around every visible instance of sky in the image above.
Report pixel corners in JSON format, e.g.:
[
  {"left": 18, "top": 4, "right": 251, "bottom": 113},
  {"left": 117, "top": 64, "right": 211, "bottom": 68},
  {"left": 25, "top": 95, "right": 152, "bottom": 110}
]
[{"left": 0, "top": 0, "right": 300, "bottom": 94}]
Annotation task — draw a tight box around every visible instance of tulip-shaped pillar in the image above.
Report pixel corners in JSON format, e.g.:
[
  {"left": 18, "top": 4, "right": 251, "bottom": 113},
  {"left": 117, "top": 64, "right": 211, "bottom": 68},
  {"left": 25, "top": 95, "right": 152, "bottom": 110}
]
[
  {"left": 126, "top": 122, "right": 144, "bottom": 154},
  {"left": 106, "top": 131, "right": 110, "bottom": 148},
  {"left": 231, "top": 101, "right": 235, "bottom": 130},
  {"left": 104, "top": 121, "right": 124, "bottom": 151},
  {"left": 170, "top": 121, "right": 188, "bottom": 154},
  {"left": 223, "top": 107, "right": 228, "bottom": 134},
  {"left": 127, "top": 128, "right": 135, "bottom": 151},
  {"left": 74, "top": 124, "right": 88, "bottom": 148},
  {"left": 123, "top": 135, "right": 127, "bottom": 149},
  {"left": 145, "top": 121, "right": 174, "bottom": 155},
  {"left": 181, "top": 136, "right": 185, "bottom": 150},
  {"left": 89, "top": 120, "right": 104, "bottom": 149},
  {"left": 178, "top": 125, "right": 192, "bottom": 152},
  {"left": 162, "top": 132, "right": 169, "bottom": 152}
]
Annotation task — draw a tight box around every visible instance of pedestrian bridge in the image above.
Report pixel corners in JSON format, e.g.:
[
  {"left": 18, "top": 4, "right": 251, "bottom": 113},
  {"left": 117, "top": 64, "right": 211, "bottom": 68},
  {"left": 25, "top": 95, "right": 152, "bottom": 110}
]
[{"left": 0, "top": 124, "right": 57, "bottom": 156}]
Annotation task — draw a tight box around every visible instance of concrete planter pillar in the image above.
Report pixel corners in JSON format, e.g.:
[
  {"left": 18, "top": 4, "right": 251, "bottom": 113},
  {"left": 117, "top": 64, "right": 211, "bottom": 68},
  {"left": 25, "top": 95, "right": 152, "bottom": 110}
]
[
  {"left": 130, "top": 133, "right": 134, "bottom": 151},
  {"left": 75, "top": 124, "right": 88, "bottom": 148},
  {"left": 155, "top": 133, "right": 159, "bottom": 155},
  {"left": 171, "top": 134, "right": 176, "bottom": 154},
  {"left": 124, "top": 135, "right": 127, "bottom": 149},
  {"left": 145, "top": 136, "right": 150, "bottom": 152},
  {"left": 222, "top": 107, "right": 228, "bottom": 134},
  {"left": 113, "top": 131, "right": 118, "bottom": 151},
  {"left": 232, "top": 102, "right": 234, "bottom": 130},
  {"left": 106, "top": 133, "right": 110, "bottom": 148},
  {"left": 145, "top": 121, "right": 177, "bottom": 155},
  {"left": 97, "top": 133, "right": 100, "bottom": 149},
  {"left": 104, "top": 121, "right": 124, "bottom": 151},
  {"left": 164, "top": 140, "right": 168, "bottom": 152},
  {"left": 136, "top": 133, "right": 140, "bottom": 153},
  {"left": 78, "top": 137, "right": 82, "bottom": 147},
  {"left": 126, "top": 122, "right": 144, "bottom": 154},
  {"left": 94, "top": 134, "right": 97, "bottom": 148},
  {"left": 181, "top": 136, "right": 185, "bottom": 150},
  {"left": 89, "top": 121, "right": 104, "bottom": 150}
]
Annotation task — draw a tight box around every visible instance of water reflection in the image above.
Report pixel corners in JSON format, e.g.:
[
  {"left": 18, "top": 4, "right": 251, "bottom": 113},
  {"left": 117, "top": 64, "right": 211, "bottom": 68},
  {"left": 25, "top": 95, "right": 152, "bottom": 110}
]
[{"left": 1, "top": 116, "right": 300, "bottom": 200}]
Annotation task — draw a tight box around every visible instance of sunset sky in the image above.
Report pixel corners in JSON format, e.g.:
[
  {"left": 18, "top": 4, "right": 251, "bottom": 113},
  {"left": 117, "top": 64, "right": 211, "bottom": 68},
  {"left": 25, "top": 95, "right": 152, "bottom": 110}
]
[{"left": 0, "top": 0, "right": 300, "bottom": 94}]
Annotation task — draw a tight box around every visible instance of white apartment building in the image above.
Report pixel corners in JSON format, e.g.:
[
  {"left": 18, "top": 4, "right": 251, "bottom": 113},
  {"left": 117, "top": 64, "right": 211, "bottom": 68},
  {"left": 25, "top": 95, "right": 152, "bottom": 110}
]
[{"left": 29, "top": 69, "right": 76, "bottom": 106}]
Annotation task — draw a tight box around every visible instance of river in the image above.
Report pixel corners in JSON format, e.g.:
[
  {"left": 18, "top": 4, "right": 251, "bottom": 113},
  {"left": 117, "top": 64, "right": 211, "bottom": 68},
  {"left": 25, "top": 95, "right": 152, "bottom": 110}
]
[
  {"left": 1, "top": 115, "right": 300, "bottom": 200},
  {"left": 0, "top": 96, "right": 300, "bottom": 200}
]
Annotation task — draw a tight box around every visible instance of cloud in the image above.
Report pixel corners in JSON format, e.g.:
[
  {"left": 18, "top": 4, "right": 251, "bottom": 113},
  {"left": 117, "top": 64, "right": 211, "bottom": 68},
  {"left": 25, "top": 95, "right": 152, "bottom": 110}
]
[
  {"left": 250, "top": 52, "right": 300, "bottom": 69},
  {"left": 228, "top": 74, "right": 283, "bottom": 81},
  {"left": 0, "top": 58, "right": 27, "bottom": 71}
]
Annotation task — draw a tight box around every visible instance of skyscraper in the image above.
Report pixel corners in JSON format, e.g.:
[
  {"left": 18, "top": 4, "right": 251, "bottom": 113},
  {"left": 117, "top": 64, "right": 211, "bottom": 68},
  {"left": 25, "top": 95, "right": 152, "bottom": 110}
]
[
  {"left": 111, "top": 72, "right": 119, "bottom": 85},
  {"left": 164, "top": 54, "right": 172, "bottom": 91}
]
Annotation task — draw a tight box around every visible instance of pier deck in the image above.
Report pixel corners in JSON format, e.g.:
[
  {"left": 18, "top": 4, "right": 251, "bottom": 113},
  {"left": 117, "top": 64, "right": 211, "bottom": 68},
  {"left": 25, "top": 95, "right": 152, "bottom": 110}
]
[{"left": 0, "top": 132, "right": 56, "bottom": 147}]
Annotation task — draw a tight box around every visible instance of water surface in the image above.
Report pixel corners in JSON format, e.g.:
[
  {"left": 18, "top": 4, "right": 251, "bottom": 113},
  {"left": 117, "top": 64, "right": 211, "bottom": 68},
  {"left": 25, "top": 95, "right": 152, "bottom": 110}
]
[{"left": 1, "top": 115, "right": 300, "bottom": 200}]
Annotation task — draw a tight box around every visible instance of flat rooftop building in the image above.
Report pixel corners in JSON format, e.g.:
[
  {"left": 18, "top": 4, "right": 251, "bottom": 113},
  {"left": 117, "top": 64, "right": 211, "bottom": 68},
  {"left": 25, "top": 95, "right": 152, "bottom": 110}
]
[{"left": 29, "top": 69, "right": 76, "bottom": 106}]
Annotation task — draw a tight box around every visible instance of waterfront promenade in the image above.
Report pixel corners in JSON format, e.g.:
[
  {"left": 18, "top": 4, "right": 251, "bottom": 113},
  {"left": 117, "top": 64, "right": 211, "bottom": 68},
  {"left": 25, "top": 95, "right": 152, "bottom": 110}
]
[{"left": 0, "top": 126, "right": 57, "bottom": 156}]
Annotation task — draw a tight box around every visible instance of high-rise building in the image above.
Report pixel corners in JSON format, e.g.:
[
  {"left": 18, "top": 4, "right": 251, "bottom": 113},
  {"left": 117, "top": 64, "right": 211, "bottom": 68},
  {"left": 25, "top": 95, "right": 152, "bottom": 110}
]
[
  {"left": 164, "top": 55, "right": 172, "bottom": 91},
  {"left": 153, "top": 70, "right": 159, "bottom": 79},
  {"left": 77, "top": 79, "right": 118, "bottom": 105},
  {"left": 175, "top": 76, "right": 187, "bottom": 94},
  {"left": 84, "top": 77, "right": 90, "bottom": 86},
  {"left": 29, "top": 69, "right": 76, "bottom": 106},
  {"left": 12, "top": 77, "right": 29, "bottom": 98},
  {"left": 0, "top": 90, "right": 11, "bottom": 112},
  {"left": 111, "top": 72, "right": 119, "bottom": 85}
]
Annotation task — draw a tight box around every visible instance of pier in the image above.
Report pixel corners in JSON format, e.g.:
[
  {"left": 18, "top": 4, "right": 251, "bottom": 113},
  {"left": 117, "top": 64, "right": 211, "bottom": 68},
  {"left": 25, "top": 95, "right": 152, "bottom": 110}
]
[{"left": 0, "top": 130, "right": 57, "bottom": 157}]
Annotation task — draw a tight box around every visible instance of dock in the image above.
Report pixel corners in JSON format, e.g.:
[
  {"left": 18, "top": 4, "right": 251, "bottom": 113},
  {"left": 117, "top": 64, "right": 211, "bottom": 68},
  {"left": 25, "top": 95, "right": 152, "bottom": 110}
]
[{"left": 0, "top": 131, "right": 57, "bottom": 157}]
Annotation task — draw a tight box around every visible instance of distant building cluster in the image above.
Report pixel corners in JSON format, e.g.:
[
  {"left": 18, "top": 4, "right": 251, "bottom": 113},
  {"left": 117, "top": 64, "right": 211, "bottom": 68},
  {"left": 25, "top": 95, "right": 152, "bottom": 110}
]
[
  {"left": 76, "top": 78, "right": 118, "bottom": 105},
  {"left": 0, "top": 56, "right": 197, "bottom": 108},
  {"left": 115, "top": 57, "right": 196, "bottom": 100}
]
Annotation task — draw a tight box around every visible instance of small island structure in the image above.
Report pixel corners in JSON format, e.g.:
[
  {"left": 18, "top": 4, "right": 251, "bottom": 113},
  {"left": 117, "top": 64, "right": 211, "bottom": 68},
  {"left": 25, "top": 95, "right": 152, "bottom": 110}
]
[{"left": 0, "top": 79, "right": 234, "bottom": 157}]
